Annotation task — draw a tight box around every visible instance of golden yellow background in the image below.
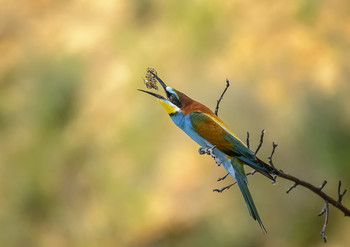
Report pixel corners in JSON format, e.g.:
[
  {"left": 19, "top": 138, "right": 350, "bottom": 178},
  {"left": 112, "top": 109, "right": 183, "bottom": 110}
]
[{"left": 1, "top": 0, "right": 350, "bottom": 246}]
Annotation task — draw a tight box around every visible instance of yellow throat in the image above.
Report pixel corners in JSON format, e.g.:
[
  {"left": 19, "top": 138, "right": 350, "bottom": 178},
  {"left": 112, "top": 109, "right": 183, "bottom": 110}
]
[{"left": 157, "top": 99, "right": 180, "bottom": 115}]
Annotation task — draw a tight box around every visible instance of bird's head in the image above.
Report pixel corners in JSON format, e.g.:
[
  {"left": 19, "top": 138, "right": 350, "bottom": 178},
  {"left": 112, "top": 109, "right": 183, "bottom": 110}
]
[{"left": 138, "top": 73, "right": 185, "bottom": 115}]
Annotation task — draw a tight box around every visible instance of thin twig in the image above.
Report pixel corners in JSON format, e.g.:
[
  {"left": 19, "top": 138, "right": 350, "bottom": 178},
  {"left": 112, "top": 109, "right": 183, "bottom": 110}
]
[
  {"left": 318, "top": 201, "right": 329, "bottom": 243},
  {"left": 318, "top": 180, "right": 327, "bottom": 191},
  {"left": 217, "top": 173, "right": 230, "bottom": 181},
  {"left": 213, "top": 183, "right": 235, "bottom": 193},
  {"left": 255, "top": 129, "right": 265, "bottom": 155},
  {"left": 286, "top": 183, "right": 298, "bottom": 193},
  {"left": 213, "top": 170, "right": 256, "bottom": 193},
  {"left": 214, "top": 79, "right": 230, "bottom": 116},
  {"left": 268, "top": 142, "right": 278, "bottom": 169},
  {"left": 246, "top": 131, "right": 250, "bottom": 149},
  {"left": 338, "top": 180, "right": 347, "bottom": 203},
  {"left": 247, "top": 169, "right": 257, "bottom": 176}
]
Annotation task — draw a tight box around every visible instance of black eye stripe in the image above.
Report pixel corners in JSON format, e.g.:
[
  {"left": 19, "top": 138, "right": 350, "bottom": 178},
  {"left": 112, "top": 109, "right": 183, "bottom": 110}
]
[{"left": 167, "top": 91, "right": 182, "bottom": 108}]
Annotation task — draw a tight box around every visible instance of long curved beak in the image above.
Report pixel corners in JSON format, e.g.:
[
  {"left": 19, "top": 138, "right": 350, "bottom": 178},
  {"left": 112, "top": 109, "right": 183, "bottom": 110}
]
[
  {"left": 137, "top": 89, "right": 165, "bottom": 99},
  {"left": 138, "top": 72, "right": 168, "bottom": 99}
]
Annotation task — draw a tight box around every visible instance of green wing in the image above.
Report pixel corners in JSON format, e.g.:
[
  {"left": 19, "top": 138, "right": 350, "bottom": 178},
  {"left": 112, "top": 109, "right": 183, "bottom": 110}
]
[
  {"left": 189, "top": 112, "right": 255, "bottom": 158},
  {"left": 190, "top": 112, "right": 274, "bottom": 180}
]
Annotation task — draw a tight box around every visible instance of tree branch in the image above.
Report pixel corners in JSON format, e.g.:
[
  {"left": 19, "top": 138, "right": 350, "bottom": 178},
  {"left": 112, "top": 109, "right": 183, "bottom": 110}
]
[
  {"left": 214, "top": 79, "right": 230, "bottom": 116},
  {"left": 252, "top": 129, "right": 350, "bottom": 218},
  {"left": 274, "top": 172, "right": 350, "bottom": 216},
  {"left": 262, "top": 130, "right": 349, "bottom": 242}
]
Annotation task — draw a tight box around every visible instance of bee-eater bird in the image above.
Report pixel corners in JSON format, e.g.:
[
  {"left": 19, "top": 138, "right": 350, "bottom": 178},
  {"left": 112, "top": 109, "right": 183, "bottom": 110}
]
[{"left": 139, "top": 73, "right": 275, "bottom": 232}]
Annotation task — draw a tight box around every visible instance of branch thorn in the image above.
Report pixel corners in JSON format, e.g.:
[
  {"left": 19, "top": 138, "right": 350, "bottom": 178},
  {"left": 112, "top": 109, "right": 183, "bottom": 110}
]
[
  {"left": 318, "top": 180, "right": 327, "bottom": 191},
  {"left": 255, "top": 129, "right": 265, "bottom": 155},
  {"left": 286, "top": 182, "right": 298, "bottom": 193},
  {"left": 338, "top": 180, "right": 347, "bottom": 203}
]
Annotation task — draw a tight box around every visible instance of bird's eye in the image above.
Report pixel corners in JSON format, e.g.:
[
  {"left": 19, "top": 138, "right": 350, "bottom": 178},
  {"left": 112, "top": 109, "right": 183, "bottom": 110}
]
[{"left": 170, "top": 94, "right": 175, "bottom": 100}]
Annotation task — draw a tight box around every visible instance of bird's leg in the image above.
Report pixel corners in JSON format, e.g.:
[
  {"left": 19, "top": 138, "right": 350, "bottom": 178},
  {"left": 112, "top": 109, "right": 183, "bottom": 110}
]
[{"left": 198, "top": 146, "right": 221, "bottom": 166}]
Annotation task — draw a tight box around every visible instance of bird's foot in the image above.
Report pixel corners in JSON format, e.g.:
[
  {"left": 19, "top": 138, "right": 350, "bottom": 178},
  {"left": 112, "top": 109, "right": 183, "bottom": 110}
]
[
  {"left": 198, "top": 146, "right": 216, "bottom": 155},
  {"left": 198, "top": 146, "right": 221, "bottom": 166},
  {"left": 213, "top": 183, "right": 235, "bottom": 193}
]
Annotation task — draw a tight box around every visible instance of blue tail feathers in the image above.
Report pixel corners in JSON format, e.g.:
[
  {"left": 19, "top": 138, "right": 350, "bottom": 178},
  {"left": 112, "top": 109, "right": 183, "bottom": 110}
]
[
  {"left": 235, "top": 169, "right": 267, "bottom": 233},
  {"left": 230, "top": 158, "right": 267, "bottom": 233}
]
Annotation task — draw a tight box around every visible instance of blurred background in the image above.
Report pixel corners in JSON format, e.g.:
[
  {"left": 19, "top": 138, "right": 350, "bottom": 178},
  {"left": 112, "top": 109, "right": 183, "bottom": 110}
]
[{"left": 1, "top": 0, "right": 350, "bottom": 246}]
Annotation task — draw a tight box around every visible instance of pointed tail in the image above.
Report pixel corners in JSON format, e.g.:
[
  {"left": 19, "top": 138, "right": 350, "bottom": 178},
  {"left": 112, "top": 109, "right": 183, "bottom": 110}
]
[{"left": 232, "top": 159, "right": 267, "bottom": 233}]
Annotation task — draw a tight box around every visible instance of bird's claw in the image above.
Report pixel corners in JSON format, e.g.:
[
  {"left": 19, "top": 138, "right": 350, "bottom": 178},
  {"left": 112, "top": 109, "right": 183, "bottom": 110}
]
[
  {"left": 198, "top": 146, "right": 216, "bottom": 155},
  {"left": 198, "top": 146, "right": 221, "bottom": 166}
]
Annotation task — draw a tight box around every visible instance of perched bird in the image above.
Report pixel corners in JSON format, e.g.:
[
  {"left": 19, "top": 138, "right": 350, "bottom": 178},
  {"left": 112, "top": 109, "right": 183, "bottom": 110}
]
[{"left": 139, "top": 73, "right": 275, "bottom": 232}]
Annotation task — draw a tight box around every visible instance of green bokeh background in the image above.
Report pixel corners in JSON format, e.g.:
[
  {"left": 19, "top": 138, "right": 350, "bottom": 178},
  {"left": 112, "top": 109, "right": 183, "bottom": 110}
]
[{"left": 1, "top": 0, "right": 350, "bottom": 246}]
